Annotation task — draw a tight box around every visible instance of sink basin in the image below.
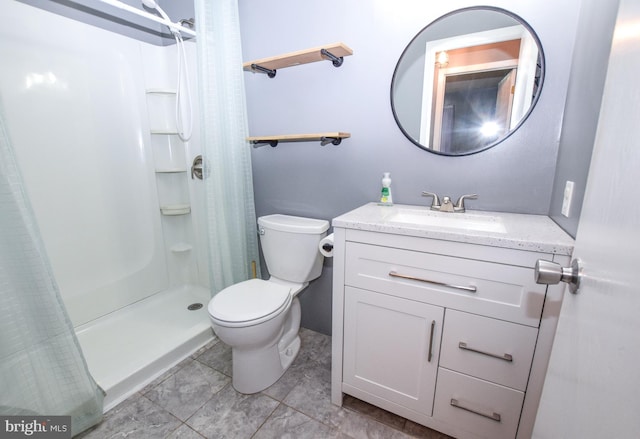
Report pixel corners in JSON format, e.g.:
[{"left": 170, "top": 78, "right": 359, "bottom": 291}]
[{"left": 386, "top": 207, "right": 507, "bottom": 234}]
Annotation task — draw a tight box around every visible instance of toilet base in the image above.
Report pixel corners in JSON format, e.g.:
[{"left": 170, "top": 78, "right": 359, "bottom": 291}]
[
  {"left": 231, "top": 334, "right": 301, "bottom": 394},
  {"left": 229, "top": 298, "right": 302, "bottom": 394}
]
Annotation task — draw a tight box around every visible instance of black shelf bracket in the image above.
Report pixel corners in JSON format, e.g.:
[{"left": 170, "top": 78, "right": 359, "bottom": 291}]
[
  {"left": 251, "top": 139, "right": 279, "bottom": 147},
  {"left": 251, "top": 63, "right": 276, "bottom": 78},
  {"left": 321, "top": 137, "right": 342, "bottom": 146},
  {"left": 321, "top": 49, "right": 344, "bottom": 67}
]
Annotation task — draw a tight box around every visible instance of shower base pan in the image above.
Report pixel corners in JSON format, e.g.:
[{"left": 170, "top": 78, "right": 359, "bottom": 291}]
[{"left": 75, "top": 284, "right": 214, "bottom": 411}]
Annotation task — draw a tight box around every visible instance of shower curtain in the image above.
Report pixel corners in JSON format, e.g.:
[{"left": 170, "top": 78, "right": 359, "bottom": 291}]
[
  {"left": 195, "top": 0, "right": 261, "bottom": 294},
  {"left": 0, "top": 100, "right": 104, "bottom": 435}
]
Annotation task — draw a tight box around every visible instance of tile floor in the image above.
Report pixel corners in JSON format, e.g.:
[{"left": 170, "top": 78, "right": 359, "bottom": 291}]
[{"left": 79, "top": 328, "right": 452, "bottom": 439}]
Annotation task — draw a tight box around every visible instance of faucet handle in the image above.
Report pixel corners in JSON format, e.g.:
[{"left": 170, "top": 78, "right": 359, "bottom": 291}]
[
  {"left": 421, "top": 191, "right": 441, "bottom": 208},
  {"left": 454, "top": 194, "right": 478, "bottom": 212}
]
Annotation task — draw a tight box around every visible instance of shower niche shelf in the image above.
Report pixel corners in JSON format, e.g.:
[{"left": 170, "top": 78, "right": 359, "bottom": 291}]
[
  {"left": 146, "top": 88, "right": 177, "bottom": 94},
  {"left": 243, "top": 42, "right": 353, "bottom": 77},
  {"left": 171, "top": 243, "right": 193, "bottom": 253},
  {"left": 155, "top": 168, "right": 188, "bottom": 173},
  {"left": 151, "top": 130, "right": 181, "bottom": 135},
  {"left": 160, "top": 204, "right": 191, "bottom": 216},
  {"left": 248, "top": 132, "right": 351, "bottom": 147}
]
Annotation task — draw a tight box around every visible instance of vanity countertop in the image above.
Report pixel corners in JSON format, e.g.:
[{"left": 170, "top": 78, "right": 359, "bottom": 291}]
[{"left": 332, "top": 203, "right": 574, "bottom": 255}]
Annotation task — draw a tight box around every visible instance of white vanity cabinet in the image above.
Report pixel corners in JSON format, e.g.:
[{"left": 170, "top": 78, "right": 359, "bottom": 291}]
[
  {"left": 331, "top": 203, "right": 574, "bottom": 439},
  {"left": 343, "top": 286, "right": 443, "bottom": 415}
]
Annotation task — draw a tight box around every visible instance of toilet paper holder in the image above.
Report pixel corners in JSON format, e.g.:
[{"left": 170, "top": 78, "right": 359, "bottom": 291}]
[{"left": 319, "top": 233, "right": 335, "bottom": 258}]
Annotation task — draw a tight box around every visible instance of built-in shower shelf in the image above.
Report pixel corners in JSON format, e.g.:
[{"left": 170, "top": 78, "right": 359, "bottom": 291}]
[
  {"left": 243, "top": 42, "right": 353, "bottom": 77},
  {"left": 160, "top": 204, "right": 191, "bottom": 216},
  {"left": 155, "top": 168, "right": 187, "bottom": 173},
  {"left": 146, "top": 88, "right": 177, "bottom": 95},
  {"left": 151, "top": 130, "right": 181, "bottom": 135},
  {"left": 170, "top": 243, "right": 193, "bottom": 253},
  {"left": 247, "top": 132, "right": 350, "bottom": 147}
]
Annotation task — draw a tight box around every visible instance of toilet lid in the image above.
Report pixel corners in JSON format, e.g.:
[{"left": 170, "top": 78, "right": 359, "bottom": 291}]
[{"left": 208, "top": 279, "right": 291, "bottom": 324}]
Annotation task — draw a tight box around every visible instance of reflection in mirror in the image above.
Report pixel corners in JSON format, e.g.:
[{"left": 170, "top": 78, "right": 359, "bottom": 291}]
[{"left": 391, "top": 7, "right": 544, "bottom": 155}]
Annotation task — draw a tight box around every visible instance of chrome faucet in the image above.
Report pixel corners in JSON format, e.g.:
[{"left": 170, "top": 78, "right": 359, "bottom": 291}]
[{"left": 422, "top": 192, "right": 477, "bottom": 213}]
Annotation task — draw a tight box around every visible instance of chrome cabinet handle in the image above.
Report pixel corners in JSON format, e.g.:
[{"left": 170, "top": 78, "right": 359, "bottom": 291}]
[
  {"left": 450, "top": 398, "right": 501, "bottom": 422},
  {"left": 388, "top": 271, "right": 477, "bottom": 293},
  {"left": 458, "top": 342, "right": 513, "bottom": 362},
  {"left": 534, "top": 258, "right": 583, "bottom": 294},
  {"left": 427, "top": 320, "right": 436, "bottom": 362}
]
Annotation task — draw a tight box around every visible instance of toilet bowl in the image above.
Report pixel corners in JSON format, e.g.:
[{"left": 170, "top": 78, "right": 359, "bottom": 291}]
[{"left": 207, "top": 214, "right": 329, "bottom": 394}]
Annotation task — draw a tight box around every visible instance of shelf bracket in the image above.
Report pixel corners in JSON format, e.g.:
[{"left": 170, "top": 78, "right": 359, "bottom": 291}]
[
  {"left": 251, "top": 139, "right": 279, "bottom": 147},
  {"left": 250, "top": 63, "right": 277, "bottom": 78},
  {"left": 321, "top": 136, "right": 342, "bottom": 146},
  {"left": 321, "top": 48, "right": 344, "bottom": 67}
]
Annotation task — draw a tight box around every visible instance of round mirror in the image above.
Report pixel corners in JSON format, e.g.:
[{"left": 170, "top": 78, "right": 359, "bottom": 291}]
[{"left": 391, "top": 7, "right": 545, "bottom": 156}]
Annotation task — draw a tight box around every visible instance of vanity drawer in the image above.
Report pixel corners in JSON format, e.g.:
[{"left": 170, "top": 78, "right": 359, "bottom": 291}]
[
  {"left": 433, "top": 368, "right": 524, "bottom": 439},
  {"left": 440, "top": 309, "right": 538, "bottom": 391},
  {"left": 344, "top": 242, "right": 546, "bottom": 326}
]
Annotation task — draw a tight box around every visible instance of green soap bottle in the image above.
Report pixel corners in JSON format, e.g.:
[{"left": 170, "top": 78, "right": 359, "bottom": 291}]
[{"left": 379, "top": 172, "right": 393, "bottom": 206}]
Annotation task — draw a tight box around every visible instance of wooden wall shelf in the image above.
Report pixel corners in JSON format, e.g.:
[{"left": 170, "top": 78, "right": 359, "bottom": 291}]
[{"left": 243, "top": 43, "right": 353, "bottom": 77}]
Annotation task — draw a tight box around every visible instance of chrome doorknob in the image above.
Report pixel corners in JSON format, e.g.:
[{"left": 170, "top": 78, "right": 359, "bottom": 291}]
[{"left": 534, "top": 259, "right": 583, "bottom": 294}]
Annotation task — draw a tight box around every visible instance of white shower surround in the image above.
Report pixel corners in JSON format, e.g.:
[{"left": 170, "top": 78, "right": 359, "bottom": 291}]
[{"left": 0, "top": 1, "right": 211, "bottom": 410}]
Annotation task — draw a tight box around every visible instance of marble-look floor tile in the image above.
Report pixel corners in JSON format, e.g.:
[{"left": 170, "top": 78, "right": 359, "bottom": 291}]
[
  {"left": 403, "top": 420, "right": 454, "bottom": 439},
  {"left": 298, "top": 328, "right": 332, "bottom": 369},
  {"left": 145, "top": 360, "right": 230, "bottom": 421},
  {"left": 261, "top": 349, "right": 325, "bottom": 401},
  {"left": 283, "top": 361, "right": 348, "bottom": 429},
  {"left": 342, "top": 394, "right": 406, "bottom": 431},
  {"left": 253, "top": 404, "right": 341, "bottom": 439},
  {"left": 190, "top": 337, "right": 219, "bottom": 359},
  {"left": 186, "top": 384, "right": 279, "bottom": 439},
  {"left": 338, "top": 409, "right": 416, "bottom": 439},
  {"left": 78, "top": 394, "right": 181, "bottom": 439},
  {"left": 195, "top": 339, "right": 233, "bottom": 377},
  {"left": 165, "top": 424, "right": 206, "bottom": 439},
  {"left": 140, "top": 357, "right": 195, "bottom": 396}
]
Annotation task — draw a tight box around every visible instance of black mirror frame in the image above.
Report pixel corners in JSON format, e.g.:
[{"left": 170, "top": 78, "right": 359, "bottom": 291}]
[{"left": 390, "top": 6, "right": 546, "bottom": 156}]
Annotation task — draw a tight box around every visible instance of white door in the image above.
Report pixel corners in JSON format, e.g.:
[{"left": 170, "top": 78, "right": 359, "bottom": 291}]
[{"left": 532, "top": 0, "right": 640, "bottom": 437}]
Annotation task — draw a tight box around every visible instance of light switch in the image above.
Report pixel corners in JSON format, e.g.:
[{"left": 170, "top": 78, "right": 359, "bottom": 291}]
[{"left": 561, "top": 181, "right": 574, "bottom": 217}]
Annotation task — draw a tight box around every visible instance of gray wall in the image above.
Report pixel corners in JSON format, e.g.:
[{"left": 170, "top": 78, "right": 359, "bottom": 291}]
[
  {"left": 238, "top": 0, "right": 581, "bottom": 334},
  {"left": 548, "top": 0, "right": 619, "bottom": 237},
  {"left": 19, "top": 0, "right": 618, "bottom": 334}
]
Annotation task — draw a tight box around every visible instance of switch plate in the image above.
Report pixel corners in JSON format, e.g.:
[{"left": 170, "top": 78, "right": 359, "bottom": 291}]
[{"left": 561, "top": 181, "right": 574, "bottom": 217}]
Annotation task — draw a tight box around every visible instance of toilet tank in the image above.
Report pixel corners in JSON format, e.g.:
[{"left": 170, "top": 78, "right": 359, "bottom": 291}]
[{"left": 257, "top": 214, "right": 329, "bottom": 283}]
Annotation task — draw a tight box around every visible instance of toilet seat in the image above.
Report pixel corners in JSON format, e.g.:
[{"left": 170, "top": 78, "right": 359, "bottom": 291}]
[{"left": 208, "top": 279, "right": 292, "bottom": 328}]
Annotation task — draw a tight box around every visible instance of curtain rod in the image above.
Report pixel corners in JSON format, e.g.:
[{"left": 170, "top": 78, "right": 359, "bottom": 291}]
[{"left": 95, "top": 0, "right": 196, "bottom": 38}]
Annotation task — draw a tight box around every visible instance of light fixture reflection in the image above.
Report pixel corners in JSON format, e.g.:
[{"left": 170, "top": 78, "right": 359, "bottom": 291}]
[
  {"left": 436, "top": 51, "right": 449, "bottom": 67},
  {"left": 480, "top": 121, "right": 500, "bottom": 137}
]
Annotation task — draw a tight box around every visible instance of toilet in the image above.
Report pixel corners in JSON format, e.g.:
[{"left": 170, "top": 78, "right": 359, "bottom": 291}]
[{"left": 207, "top": 214, "right": 329, "bottom": 394}]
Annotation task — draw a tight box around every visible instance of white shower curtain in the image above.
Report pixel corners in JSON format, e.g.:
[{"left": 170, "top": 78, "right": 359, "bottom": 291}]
[
  {"left": 195, "top": 0, "right": 261, "bottom": 294},
  {"left": 0, "top": 100, "right": 104, "bottom": 434}
]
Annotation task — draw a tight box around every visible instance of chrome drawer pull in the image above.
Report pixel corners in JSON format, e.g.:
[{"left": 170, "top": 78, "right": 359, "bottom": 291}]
[
  {"left": 427, "top": 320, "right": 436, "bottom": 362},
  {"left": 458, "top": 342, "right": 513, "bottom": 362},
  {"left": 388, "top": 271, "right": 477, "bottom": 293},
  {"left": 450, "top": 398, "right": 502, "bottom": 422}
]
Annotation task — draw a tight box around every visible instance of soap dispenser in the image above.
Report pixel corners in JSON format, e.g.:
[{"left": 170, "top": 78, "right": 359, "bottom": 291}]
[{"left": 379, "top": 172, "right": 393, "bottom": 206}]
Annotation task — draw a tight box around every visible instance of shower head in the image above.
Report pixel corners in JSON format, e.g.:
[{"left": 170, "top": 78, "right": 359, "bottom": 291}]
[
  {"left": 141, "top": 0, "right": 173, "bottom": 25},
  {"left": 141, "top": 0, "right": 180, "bottom": 36}
]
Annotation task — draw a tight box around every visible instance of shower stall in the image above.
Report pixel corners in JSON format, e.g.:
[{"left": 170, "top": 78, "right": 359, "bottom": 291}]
[{"left": 0, "top": 0, "right": 213, "bottom": 411}]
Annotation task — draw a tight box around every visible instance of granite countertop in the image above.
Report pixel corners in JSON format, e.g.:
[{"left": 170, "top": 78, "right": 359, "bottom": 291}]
[{"left": 332, "top": 203, "right": 574, "bottom": 255}]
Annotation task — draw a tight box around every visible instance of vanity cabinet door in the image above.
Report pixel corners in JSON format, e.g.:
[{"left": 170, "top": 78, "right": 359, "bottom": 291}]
[{"left": 342, "top": 286, "right": 444, "bottom": 416}]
